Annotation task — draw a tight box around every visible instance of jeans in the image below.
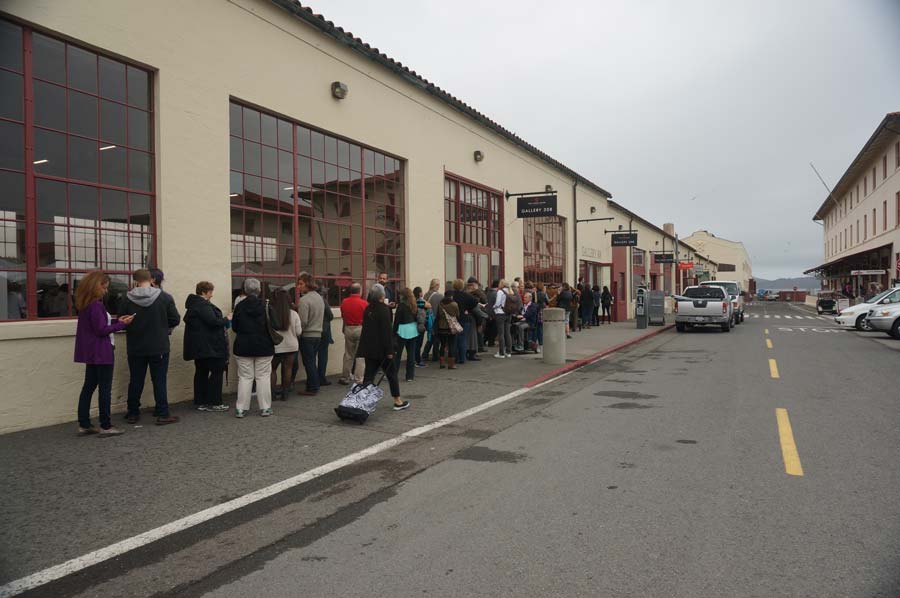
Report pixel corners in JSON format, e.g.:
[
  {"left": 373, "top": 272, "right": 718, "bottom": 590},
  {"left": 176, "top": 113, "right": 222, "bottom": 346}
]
[
  {"left": 414, "top": 332, "right": 425, "bottom": 364},
  {"left": 495, "top": 314, "right": 512, "bottom": 355},
  {"left": 457, "top": 316, "right": 473, "bottom": 363},
  {"left": 395, "top": 336, "right": 417, "bottom": 381},
  {"left": 127, "top": 353, "right": 170, "bottom": 417},
  {"left": 423, "top": 331, "right": 440, "bottom": 361},
  {"left": 193, "top": 358, "right": 225, "bottom": 406},
  {"left": 317, "top": 335, "right": 330, "bottom": 384},
  {"left": 78, "top": 363, "right": 114, "bottom": 429},
  {"left": 363, "top": 356, "right": 400, "bottom": 399},
  {"left": 235, "top": 356, "right": 272, "bottom": 411},
  {"left": 299, "top": 337, "right": 321, "bottom": 391},
  {"left": 602, "top": 304, "right": 611, "bottom": 323}
]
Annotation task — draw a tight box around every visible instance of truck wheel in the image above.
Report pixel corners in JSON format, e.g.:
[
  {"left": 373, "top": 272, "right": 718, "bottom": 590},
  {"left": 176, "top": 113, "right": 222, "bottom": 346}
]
[
  {"left": 676, "top": 322, "right": 685, "bottom": 332},
  {"left": 891, "top": 319, "right": 900, "bottom": 339},
  {"left": 855, "top": 314, "right": 872, "bottom": 331},
  {"left": 721, "top": 322, "right": 731, "bottom": 332}
]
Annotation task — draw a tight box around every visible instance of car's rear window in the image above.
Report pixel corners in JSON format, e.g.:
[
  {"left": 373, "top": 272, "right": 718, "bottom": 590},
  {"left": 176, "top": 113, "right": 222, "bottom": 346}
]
[
  {"left": 684, "top": 287, "right": 725, "bottom": 299},
  {"left": 702, "top": 282, "right": 739, "bottom": 295}
]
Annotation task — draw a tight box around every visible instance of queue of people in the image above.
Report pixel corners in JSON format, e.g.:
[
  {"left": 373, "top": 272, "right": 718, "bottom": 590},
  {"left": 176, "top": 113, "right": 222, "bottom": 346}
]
[{"left": 72, "top": 267, "right": 613, "bottom": 435}]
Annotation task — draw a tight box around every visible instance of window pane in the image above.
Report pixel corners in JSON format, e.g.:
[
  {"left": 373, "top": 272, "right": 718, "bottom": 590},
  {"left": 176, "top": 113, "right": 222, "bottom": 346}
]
[
  {"left": 260, "top": 113, "right": 277, "bottom": 146},
  {"left": 261, "top": 145, "right": 277, "bottom": 179},
  {"left": 99, "top": 56, "right": 126, "bottom": 102},
  {"left": 243, "top": 140, "right": 260, "bottom": 175},
  {"left": 32, "top": 34, "right": 65, "bottom": 84},
  {"left": 242, "top": 107, "right": 259, "bottom": 142},
  {"left": 38, "top": 223, "right": 68, "bottom": 267},
  {"left": 0, "top": 20, "right": 23, "bottom": 72},
  {"left": 68, "top": 90, "right": 98, "bottom": 138},
  {"left": 363, "top": 149, "right": 374, "bottom": 175},
  {"left": 100, "top": 145, "right": 126, "bottom": 187},
  {"left": 37, "top": 272, "right": 71, "bottom": 317},
  {"left": 277, "top": 119, "right": 292, "bottom": 151},
  {"left": 36, "top": 178, "right": 66, "bottom": 222},
  {"left": 310, "top": 131, "right": 324, "bottom": 160},
  {"left": 229, "top": 103, "right": 242, "bottom": 136},
  {"left": 126, "top": 66, "right": 150, "bottom": 109},
  {"left": 349, "top": 144, "right": 361, "bottom": 171},
  {"left": 0, "top": 221, "right": 25, "bottom": 266},
  {"left": 68, "top": 226, "right": 98, "bottom": 268},
  {"left": 325, "top": 136, "right": 337, "bottom": 164},
  {"left": 34, "top": 80, "right": 66, "bottom": 130},
  {"left": 67, "top": 45, "right": 97, "bottom": 93},
  {"left": 0, "top": 70, "right": 23, "bottom": 121},
  {"left": 100, "top": 227, "right": 129, "bottom": 270},
  {"left": 0, "top": 171, "right": 24, "bottom": 220},
  {"left": 69, "top": 136, "right": 98, "bottom": 183},
  {"left": 243, "top": 175, "right": 261, "bottom": 208},
  {"left": 100, "top": 189, "right": 127, "bottom": 226},
  {"left": 229, "top": 136, "right": 242, "bottom": 171},
  {"left": 296, "top": 126, "right": 310, "bottom": 156},
  {"left": 0, "top": 120, "right": 23, "bottom": 171},
  {"left": 0, "top": 271, "right": 27, "bottom": 320},
  {"left": 100, "top": 99, "right": 127, "bottom": 145},
  {"left": 128, "top": 149, "right": 152, "bottom": 191},
  {"left": 279, "top": 150, "right": 292, "bottom": 182},
  {"left": 297, "top": 155, "right": 311, "bottom": 188},
  {"left": 129, "top": 193, "right": 151, "bottom": 228},
  {"left": 69, "top": 183, "right": 99, "bottom": 222},
  {"left": 127, "top": 108, "right": 150, "bottom": 150}
]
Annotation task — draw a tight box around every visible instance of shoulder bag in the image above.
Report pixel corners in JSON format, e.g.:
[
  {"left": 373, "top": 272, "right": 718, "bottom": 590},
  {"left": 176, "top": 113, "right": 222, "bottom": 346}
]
[
  {"left": 440, "top": 304, "right": 464, "bottom": 335},
  {"left": 264, "top": 300, "right": 284, "bottom": 345}
]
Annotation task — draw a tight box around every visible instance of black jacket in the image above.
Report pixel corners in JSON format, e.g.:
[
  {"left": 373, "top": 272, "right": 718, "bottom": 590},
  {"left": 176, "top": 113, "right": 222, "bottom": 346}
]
[
  {"left": 232, "top": 295, "right": 275, "bottom": 357},
  {"left": 356, "top": 302, "right": 394, "bottom": 360},
  {"left": 452, "top": 289, "right": 478, "bottom": 319},
  {"left": 119, "top": 286, "right": 181, "bottom": 356},
  {"left": 557, "top": 290, "right": 573, "bottom": 310},
  {"left": 183, "top": 294, "right": 229, "bottom": 362},
  {"left": 392, "top": 301, "right": 416, "bottom": 334}
]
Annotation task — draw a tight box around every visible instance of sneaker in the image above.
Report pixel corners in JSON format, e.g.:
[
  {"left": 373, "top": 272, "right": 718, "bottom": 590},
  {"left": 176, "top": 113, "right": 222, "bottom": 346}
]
[
  {"left": 196, "top": 405, "right": 209, "bottom": 411},
  {"left": 155, "top": 416, "right": 180, "bottom": 426},
  {"left": 125, "top": 413, "right": 140, "bottom": 424},
  {"left": 207, "top": 404, "right": 229, "bottom": 412},
  {"left": 505, "top": 353, "right": 512, "bottom": 358},
  {"left": 77, "top": 426, "right": 100, "bottom": 436},
  {"left": 415, "top": 362, "right": 426, "bottom": 368},
  {"left": 260, "top": 408, "right": 273, "bottom": 417},
  {"left": 494, "top": 353, "right": 506, "bottom": 359},
  {"left": 338, "top": 378, "right": 350, "bottom": 385},
  {"left": 235, "top": 409, "right": 246, "bottom": 419},
  {"left": 392, "top": 401, "right": 411, "bottom": 411},
  {"left": 405, "top": 378, "right": 414, "bottom": 382},
  {"left": 98, "top": 426, "right": 124, "bottom": 437}
]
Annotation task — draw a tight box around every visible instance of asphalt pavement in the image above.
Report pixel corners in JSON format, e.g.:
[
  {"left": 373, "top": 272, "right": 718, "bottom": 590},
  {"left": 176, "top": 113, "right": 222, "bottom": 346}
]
[{"left": 6, "top": 304, "right": 900, "bottom": 597}]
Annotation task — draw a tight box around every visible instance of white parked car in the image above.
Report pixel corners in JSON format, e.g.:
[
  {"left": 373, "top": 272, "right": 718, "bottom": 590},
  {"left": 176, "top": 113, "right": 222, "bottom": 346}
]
[
  {"left": 699, "top": 280, "right": 744, "bottom": 325},
  {"left": 866, "top": 303, "right": 900, "bottom": 338},
  {"left": 674, "top": 286, "right": 733, "bottom": 332},
  {"left": 834, "top": 287, "right": 900, "bottom": 331}
]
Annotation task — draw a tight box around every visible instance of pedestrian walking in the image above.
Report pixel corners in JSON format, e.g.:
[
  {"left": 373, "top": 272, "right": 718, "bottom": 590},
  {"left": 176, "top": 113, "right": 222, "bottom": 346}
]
[
  {"left": 339, "top": 282, "right": 366, "bottom": 385},
  {"left": 393, "top": 287, "right": 419, "bottom": 382},
  {"left": 294, "top": 273, "right": 324, "bottom": 396},
  {"left": 270, "top": 288, "right": 302, "bottom": 401},
  {"left": 119, "top": 268, "right": 181, "bottom": 425},
  {"left": 231, "top": 278, "right": 275, "bottom": 417},
  {"left": 601, "top": 285, "right": 613, "bottom": 324},
  {"left": 74, "top": 271, "right": 133, "bottom": 436},
  {"left": 436, "top": 292, "right": 460, "bottom": 369},
  {"left": 357, "top": 286, "right": 409, "bottom": 410},
  {"left": 317, "top": 288, "right": 334, "bottom": 387},
  {"left": 183, "top": 281, "right": 230, "bottom": 412}
]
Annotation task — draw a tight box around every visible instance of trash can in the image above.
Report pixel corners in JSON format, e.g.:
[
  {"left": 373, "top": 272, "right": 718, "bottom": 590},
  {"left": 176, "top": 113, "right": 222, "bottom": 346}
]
[
  {"left": 635, "top": 287, "right": 648, "bottom": 329},
  {"left": 542, "top": 307, "right": 566, "bottom": 365}
]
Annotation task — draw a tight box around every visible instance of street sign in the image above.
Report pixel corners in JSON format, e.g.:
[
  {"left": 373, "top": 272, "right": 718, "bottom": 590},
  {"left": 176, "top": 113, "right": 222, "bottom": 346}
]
[
  {"left": 677, "top": 261, "right": 694, "bottom": 271},
  {"left": 516, "top": 195, "right": 557, "bottom": 218},
  {"left": 850, "top": 269, "right": 886, "bottom": 275},
  {"left": 654, "top": 253, "right": 675, "bottom": 264},
  {"left": 611, "top": 232, "right": 638, "bottom": 246}
]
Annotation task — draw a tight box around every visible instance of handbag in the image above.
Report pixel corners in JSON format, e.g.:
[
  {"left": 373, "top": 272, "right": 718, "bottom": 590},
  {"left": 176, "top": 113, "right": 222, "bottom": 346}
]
[
  {"left": 397, "top": 321, "right": 419, "bottom": 340},
  {"left": 440, "top": 304, "right": 464, "bottom": 335},
  {"left": 264, "top": 300, "right": 284, "bottom": 345}
]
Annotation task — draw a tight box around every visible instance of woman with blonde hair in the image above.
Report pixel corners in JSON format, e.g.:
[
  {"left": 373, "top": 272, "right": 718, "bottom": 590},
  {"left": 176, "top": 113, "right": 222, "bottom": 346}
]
[{"left": 73, "top": 271, "right": 133, "bottom": 436}]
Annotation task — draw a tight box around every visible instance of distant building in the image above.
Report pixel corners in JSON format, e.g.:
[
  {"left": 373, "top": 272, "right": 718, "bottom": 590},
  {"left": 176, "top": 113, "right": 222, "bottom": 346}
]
[
  {"left": 680, "top": 230, "right": 753, "bottom": 291},
  {"left": 806, "top": 112, "right": 900, "bottom": 295}
]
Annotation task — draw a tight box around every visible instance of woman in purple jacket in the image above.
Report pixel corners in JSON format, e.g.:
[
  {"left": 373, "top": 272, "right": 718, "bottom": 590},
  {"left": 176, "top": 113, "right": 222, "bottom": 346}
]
[{"left": 74, "top": 271, "right": 133, "bottom": 436}]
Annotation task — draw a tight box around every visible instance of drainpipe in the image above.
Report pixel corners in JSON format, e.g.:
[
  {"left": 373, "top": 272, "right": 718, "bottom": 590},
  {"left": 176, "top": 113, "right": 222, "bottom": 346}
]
[
  {"left": 627, "top": 217, "right": 633, "bottom": 307},
  {"left": 572, "top": 179, "right": 578, "bottom": 284}
]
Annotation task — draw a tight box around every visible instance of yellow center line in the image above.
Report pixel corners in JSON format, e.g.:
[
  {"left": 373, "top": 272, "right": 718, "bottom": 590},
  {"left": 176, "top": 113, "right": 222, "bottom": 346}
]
[
  {"left": 764, "top": 328, "right": 769, "bottom": 335},
  {"left": 766, "top": 338, "right": 773, "bottom": 349},
  {"left": 775, "top": 408, "right": 804, "bottom": 476},
  {"left": 769, "top": 358, "right": 780, "bottom": 379}
]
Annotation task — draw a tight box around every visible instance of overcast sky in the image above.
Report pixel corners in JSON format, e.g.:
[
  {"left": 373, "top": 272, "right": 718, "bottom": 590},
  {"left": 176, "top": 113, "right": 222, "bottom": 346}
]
[{"left": 305, "top": 0, "right": 900, "bottom": 280}]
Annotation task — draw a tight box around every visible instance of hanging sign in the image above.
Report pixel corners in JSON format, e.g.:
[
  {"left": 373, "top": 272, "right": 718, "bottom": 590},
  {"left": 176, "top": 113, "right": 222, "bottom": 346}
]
[
  {"left": 516, "top": 195, "right": 557, "bottom": 218},
  {"left": 611, "top": 232, "right": 638, "bottom": 246},
  {"left": 677, "top": 261, "right": 695, "bottom": 271},
  {"left": 654, "top": 253, "right": 675, "bottom": 264},
  {"left": 850, "top": 269, "right": 886, "bottom": 275}
]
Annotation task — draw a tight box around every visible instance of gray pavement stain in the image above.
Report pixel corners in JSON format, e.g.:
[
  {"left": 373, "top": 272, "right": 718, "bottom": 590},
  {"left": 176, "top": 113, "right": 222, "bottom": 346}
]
[
  {"left": 452, "top": 446, "right": 527, "bottom": 463},
  {"left": 676, "top": 439, "right": 698, "bottom": 445},
  {"left": 457, "top": 428, "right": 494, "bottom": 440},
  {"left": 618, "top": 462, "right": 636, "bottom": 468},
  {"left": 606, "top": 402, "right": 656, "bottom": 409},
  {"left": 536, "top": 390, "right": 566, "bottom": 396},
  {"left": 605, "top": 378, "right": 642, "bottom": 384},
  {"left": 607, "top": 486, "right": 618, "bottom": 490},
  {"left": 593, "top": 390, "right": 657, "bottom": 399}
]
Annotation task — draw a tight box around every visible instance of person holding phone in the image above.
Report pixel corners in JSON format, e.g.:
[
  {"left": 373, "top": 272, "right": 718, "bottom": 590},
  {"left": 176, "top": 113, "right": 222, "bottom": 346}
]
[{"left": 74, "top": 271, "right": 133, "bottom": 436}]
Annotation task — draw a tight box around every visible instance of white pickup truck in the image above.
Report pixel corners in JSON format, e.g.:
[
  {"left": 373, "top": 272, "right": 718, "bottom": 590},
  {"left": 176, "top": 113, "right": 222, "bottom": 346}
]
[
  {"left": 674, "top": 286, "right": 734, "bottom": 333},
  {"left": 700, "top": 280, "right": 744, "bottom": 325}
]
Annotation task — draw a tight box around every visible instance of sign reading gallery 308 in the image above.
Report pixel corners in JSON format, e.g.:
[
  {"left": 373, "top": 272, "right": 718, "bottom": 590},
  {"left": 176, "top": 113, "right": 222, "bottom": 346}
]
[{"left": 516, "top": 195, "right": 557, "bottom": 218}]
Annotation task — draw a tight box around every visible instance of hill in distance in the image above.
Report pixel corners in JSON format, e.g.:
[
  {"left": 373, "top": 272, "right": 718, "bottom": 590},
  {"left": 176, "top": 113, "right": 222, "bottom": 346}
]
[{"left": 754, "top": 276, "right": 819, "bottom": 291}]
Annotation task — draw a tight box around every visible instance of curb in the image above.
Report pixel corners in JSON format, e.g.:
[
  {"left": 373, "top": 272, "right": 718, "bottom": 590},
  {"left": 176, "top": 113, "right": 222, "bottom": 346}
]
[{"left": 524, "top": 324, "right": 675, "bottom": 388}]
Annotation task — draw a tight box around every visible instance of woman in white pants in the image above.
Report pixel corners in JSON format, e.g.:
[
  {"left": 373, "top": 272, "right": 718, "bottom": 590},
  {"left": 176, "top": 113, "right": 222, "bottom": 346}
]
[{"left": 231, "top": 278, "right": 275, "bottom": 417}]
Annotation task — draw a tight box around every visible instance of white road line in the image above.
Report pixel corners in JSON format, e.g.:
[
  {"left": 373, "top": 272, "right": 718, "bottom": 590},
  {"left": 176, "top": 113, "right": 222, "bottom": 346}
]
[
  {"left": 783, "top": 315, "right": 792, "bottom": 319},
  {"left": 774, "top": 315, "right": 781, "bottom": 319},
  {"left": 0, "top": 370, "right": 575, "bottom": 598},
  {"left": 764, "top": 315, "right": 770, "bottom": 318}
]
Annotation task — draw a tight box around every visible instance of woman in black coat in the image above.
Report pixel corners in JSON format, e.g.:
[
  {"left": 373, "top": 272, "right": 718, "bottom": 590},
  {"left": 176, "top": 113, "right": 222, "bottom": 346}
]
[
  {"left": 183, "top": 281, "right": 230, "bottom": 411},
  {"left": 356, "top": 286, "right": 409, "bottom": 411},
  {"left": 231, "top": 278, "right": 276, "bottom": 417}
]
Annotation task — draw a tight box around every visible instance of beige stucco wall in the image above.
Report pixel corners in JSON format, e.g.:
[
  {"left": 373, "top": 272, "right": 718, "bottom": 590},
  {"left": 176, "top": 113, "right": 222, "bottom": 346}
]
[
  {"left": 681, "top": 230, "right": 752, "bottom": 290},
  {"left": 0, "top": 0, "right": 628, "bottom": 433}
]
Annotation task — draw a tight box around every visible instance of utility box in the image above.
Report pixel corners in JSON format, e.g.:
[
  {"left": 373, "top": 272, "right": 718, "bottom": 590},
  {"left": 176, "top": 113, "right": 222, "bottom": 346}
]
[
  {"left": 648, "top": 289, "right": 666, "bottom": 325},
  {"left": 635, "top": 286, "right": 648, "bottom": 329}
]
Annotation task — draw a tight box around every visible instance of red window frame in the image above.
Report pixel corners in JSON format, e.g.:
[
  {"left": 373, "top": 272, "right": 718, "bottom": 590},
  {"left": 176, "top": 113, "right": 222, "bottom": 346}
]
[
  {"left": 896, "top": 142, "right": 899, "bottom": 170},
  {"left": 872, "top": 208, "right": 876, "bottom": 236},
  {"left": 0, "top": 19, "right": 155, "bottom": 321},
  {"left": 884, "top": 200, "right": 888, "bottom": 231},
  {"left": 229, "top": 101, "right": 404, "bottom": 306},
  {"left": 442, "top": 172, "right": 504, "bottom": 283},
  {"left": 883, "top": 155, "right": 888, "bottom": 180},
  {"left": 896, "top": 191, "right": 900, "bottom": 229},
  {"left": 523, "top": 216, "right": 567, "bottom": 284}
]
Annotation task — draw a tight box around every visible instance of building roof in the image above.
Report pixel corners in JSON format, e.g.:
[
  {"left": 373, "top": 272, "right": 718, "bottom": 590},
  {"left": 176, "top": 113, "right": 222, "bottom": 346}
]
[
  {"left": 268, "top": 0, "right": 612, "bottom": 200},
  {"left": 812, "top": 112, "right": 900, "bottom": 221},
  {"left": 606, "top": 201, "right": 717, "bottom": 265}
]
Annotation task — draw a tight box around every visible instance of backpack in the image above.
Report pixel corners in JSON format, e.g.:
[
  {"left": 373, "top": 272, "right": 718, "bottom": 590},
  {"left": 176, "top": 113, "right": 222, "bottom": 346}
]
[
  {"left": 502, "top": 291, "right": 518, "bottom": 316},
  {"left": 416, "top": 306, "right": 427, "bottom": 334}
]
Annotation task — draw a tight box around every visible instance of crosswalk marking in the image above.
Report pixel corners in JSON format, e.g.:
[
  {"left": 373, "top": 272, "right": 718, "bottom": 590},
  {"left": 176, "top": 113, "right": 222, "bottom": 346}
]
[{"left": 784, "top": 315, "right": 793, "bottom": 319}]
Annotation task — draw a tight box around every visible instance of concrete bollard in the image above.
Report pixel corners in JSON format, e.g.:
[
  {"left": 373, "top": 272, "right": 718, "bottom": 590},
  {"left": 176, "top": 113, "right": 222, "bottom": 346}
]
[{"left": 542, "top": 307, "right": 566, "bottom": 365}]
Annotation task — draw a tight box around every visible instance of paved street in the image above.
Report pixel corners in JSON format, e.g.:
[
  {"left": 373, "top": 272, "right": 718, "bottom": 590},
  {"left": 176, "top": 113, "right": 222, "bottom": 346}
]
[{"left": 5, "top": 302, "right": 900, "bottom": 597}]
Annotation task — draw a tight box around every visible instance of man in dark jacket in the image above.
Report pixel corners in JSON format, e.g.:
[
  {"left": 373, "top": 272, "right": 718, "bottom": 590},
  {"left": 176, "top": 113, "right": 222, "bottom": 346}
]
[
  {"left": 119, "top": 268, "right": 181, "bottom": 424},
  {"left": 451, "top": 279, "right": 478, "bottom": 364},
  {"left": 183, "top": 281, "right": 230, "bottom": 412}
]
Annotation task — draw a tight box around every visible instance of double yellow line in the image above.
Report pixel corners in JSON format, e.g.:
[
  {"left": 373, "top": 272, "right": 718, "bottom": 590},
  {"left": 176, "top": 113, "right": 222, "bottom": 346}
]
[{"left": 766, "top": 328, "right": 803, "bottom": 476}]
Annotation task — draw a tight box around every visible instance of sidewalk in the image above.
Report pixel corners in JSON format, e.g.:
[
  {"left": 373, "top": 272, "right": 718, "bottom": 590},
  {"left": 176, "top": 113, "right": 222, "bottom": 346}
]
[{"left": 0, "top": 320, "right": 670, "bottom": 587}]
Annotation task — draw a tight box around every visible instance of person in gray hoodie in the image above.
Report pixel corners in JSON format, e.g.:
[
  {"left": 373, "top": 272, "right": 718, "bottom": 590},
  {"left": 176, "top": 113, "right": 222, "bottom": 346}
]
[
  {"left": 293, "top": 273, "right": 324, "bottom": 395},
  {"left": 119, "top": 268, "right": 181, "bottom": 424}
]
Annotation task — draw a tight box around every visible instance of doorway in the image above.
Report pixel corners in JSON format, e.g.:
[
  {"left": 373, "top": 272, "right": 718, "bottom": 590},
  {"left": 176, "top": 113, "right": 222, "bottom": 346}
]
[{"left": 461, "top": 246, "right": 492, "bottom": 285}]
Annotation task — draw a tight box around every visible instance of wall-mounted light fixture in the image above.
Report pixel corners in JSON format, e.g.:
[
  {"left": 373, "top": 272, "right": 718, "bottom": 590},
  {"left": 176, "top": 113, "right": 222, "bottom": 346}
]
[
  {"left": 618, "top": 224, "right": 623, "bottom": 231},
  {"left": 331, "top": 81, "right": 348, "bottom": 100},
  {"left": 590, "top": 206, "right": 597, "bottom": 214},
  {"left": 473, "top": 150, "right": 484, "bottom": 162},
  {"left": 545, "top": 184, "right": 554, "bottom": 192}
]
